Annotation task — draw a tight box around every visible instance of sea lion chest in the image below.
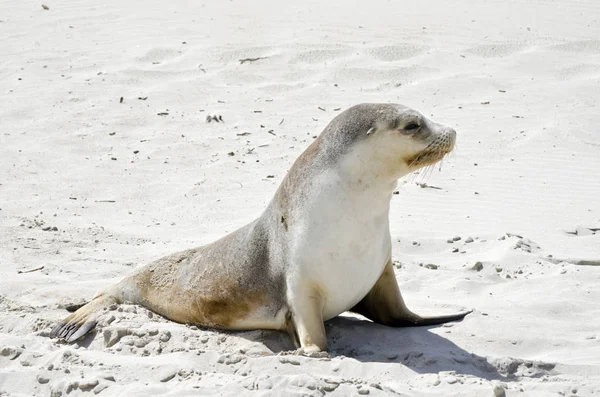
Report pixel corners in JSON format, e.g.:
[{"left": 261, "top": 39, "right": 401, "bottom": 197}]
[{"left": 289, "top": 173, "right": 392, "bottom": 320}]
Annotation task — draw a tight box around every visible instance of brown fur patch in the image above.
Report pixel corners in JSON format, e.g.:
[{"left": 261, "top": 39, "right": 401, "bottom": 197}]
[
  {"left": 131, "top": 264, "right": 269, "bottom": 329},
  {"left": 183, "top": 281, "right": 269, "bottom": 328}
]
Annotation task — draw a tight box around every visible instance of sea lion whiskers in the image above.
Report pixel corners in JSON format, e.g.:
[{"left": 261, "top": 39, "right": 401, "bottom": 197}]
[{"left": 407, "top": 136, "right": 453, "bottom": 169}]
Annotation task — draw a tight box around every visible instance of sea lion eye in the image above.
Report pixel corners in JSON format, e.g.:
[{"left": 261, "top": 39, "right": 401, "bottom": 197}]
[{"left": 403, "top": 122, "right": 420, "bottom": 132}]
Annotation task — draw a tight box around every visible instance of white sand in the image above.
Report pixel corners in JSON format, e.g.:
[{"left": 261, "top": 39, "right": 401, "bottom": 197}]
[{"left": 1, "top": 0, "right": 600, "bottom": 395}]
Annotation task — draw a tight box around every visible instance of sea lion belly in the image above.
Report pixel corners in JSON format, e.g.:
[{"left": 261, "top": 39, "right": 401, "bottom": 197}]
[
  {"left": 317, "top": 229, "right": 391, "bottom": 321},
  {"left": 290, "top": 170, "right": 393, "bottom": 321}
]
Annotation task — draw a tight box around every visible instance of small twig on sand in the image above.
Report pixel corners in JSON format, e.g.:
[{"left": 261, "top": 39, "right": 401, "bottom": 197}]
[
  {"left": 18, "top": 266, "right": 44, "bottom": 274},
  {"left": 239, "top": 57, "right": 267, "bottom": 64},
  {"left": 416, "top": 182, "right": 442, "bottom": 190}
]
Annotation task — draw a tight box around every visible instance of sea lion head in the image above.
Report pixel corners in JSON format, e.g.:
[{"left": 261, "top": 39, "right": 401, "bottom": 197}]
[{"left": 324, "top": 103, "right": 456, "bottom": 182}]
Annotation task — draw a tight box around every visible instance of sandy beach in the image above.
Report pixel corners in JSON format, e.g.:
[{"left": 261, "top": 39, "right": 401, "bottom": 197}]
[{"left": 1, "top": 0, "right": 600, "bottom": 395}]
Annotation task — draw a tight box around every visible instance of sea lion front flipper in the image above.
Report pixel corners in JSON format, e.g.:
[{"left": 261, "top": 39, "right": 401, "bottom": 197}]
[
  {"left": 350, "top": 259, "right": 471, "bottom": 327},
  {"left": 286, "top": 284, "right": 327, "bottom": 353}
]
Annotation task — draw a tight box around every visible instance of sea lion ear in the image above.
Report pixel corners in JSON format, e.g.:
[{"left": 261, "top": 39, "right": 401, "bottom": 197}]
[{"left": 366, "top": 127, "right": 376, "bottom": 136}]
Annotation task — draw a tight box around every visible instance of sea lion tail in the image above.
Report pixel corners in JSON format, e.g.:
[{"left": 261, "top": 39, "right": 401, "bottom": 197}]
[{"left": 49, "top": 293, "right": 119, "bottom": 343}]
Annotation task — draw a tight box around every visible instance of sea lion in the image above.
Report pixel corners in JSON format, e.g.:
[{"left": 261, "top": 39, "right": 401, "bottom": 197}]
[{"left": 50, "top": 103, "right": 470, "bottom": 353}]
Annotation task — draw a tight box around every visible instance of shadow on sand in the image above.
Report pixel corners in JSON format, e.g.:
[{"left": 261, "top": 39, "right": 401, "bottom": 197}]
[{"left": 237, "top": 315, "right": 508, "bottom": 381}]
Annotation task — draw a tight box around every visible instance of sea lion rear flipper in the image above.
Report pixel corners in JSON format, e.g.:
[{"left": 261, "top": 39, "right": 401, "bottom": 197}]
[{"left": 50, "top": 294, "right": 118, "bottom": 343}]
